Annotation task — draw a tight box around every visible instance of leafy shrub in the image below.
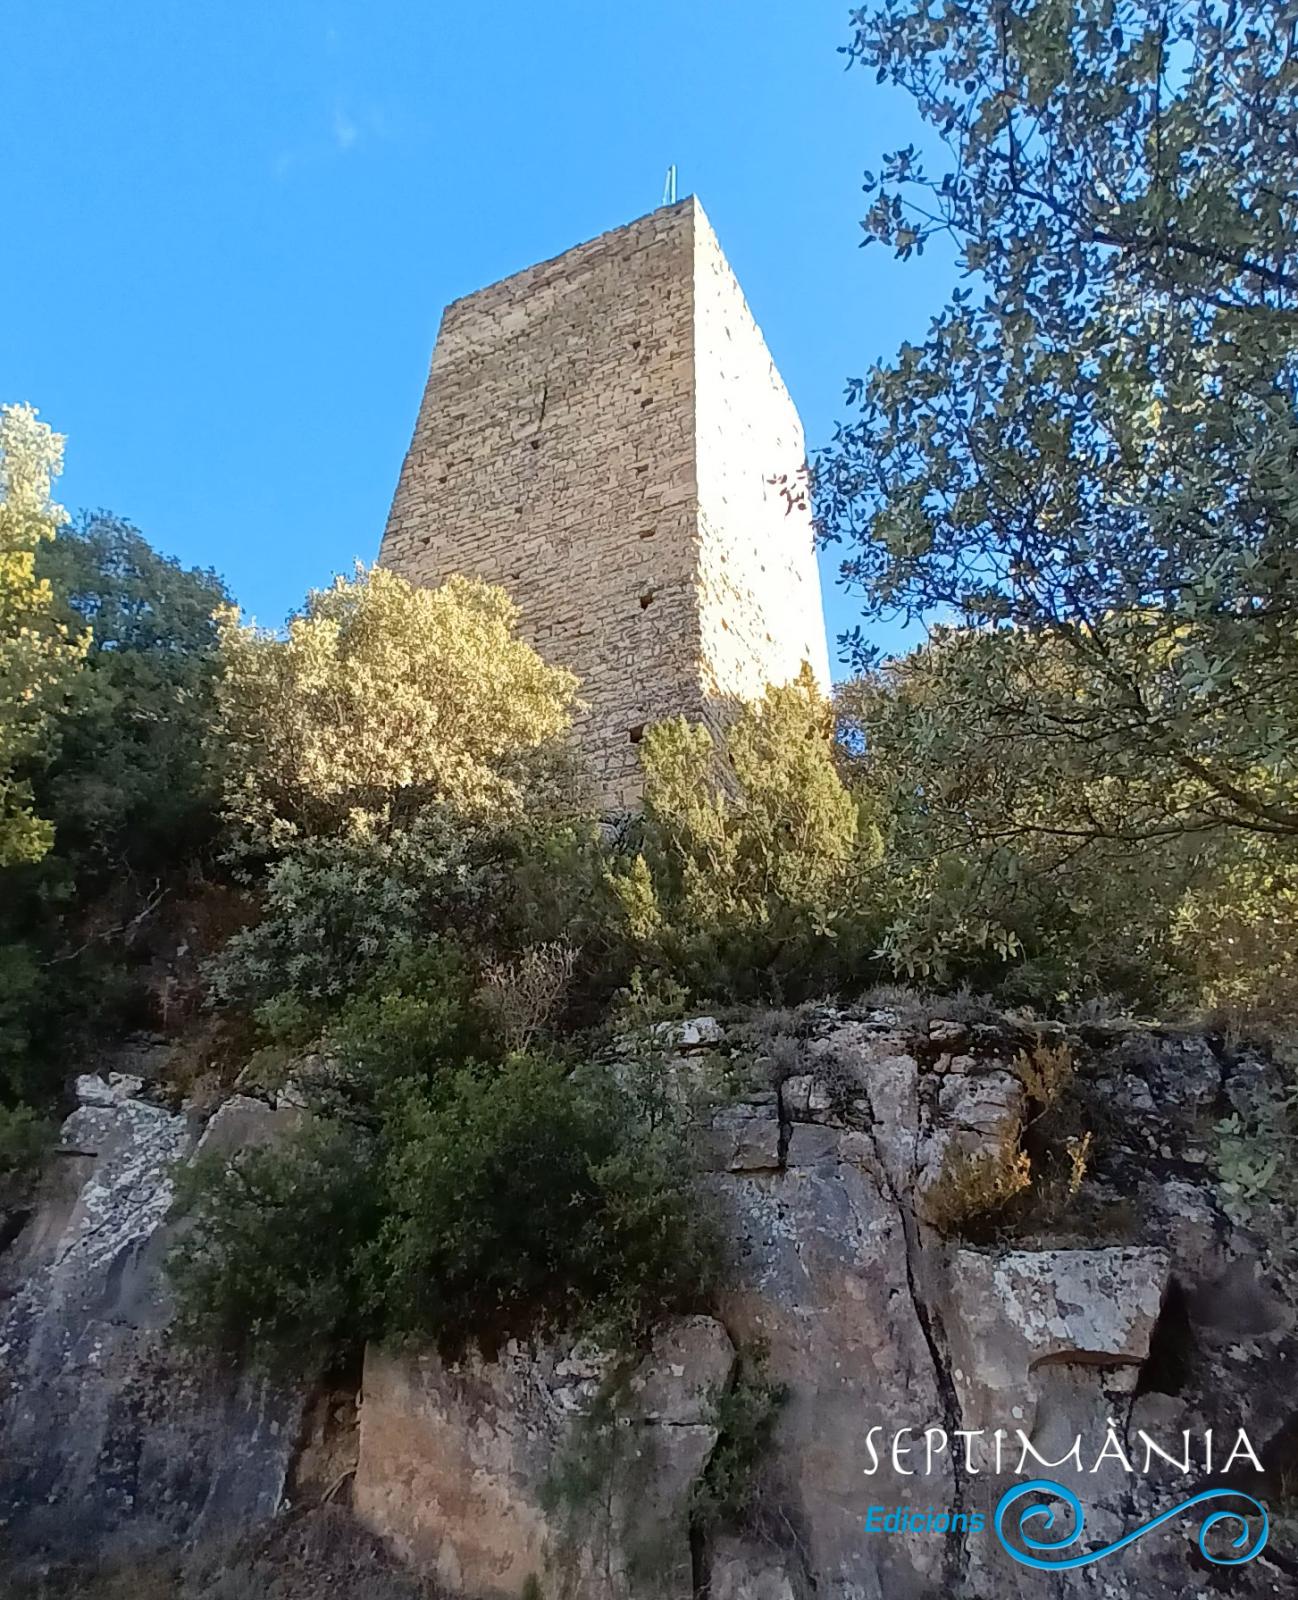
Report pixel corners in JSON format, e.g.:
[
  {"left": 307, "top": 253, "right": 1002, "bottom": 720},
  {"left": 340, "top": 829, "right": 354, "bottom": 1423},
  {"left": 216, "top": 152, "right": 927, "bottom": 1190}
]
[
  {"left": 169, "top": 1047, "right": 722, "bottom": 1363},
  {"left": 320, "top": 943, "right": 499, "bottom": 1108},
  {"left": 214, "top": 565, "right": 580, "bottom": 853},
  {"left": 377, "top": 1057, "right": 722, "bottom": 1350},
  {"left": 1173, "top": 844, "right": 1298, "bottom": 1026},
  {"left": 692, "top": 1344, "right": 788, "bottom": 1533},
  {"left": 1214, "top": 1069, "right": 1298, "bottom": 1223},
  {"left": 168, "top": 1118, "right": 383, "bottom": 1364},
  {"left": 612, "top": 669, "right": 884, "bottom": 1002},
  {"left": 207, "top": 813, "right": 491, "bottom": 1014},
  {"left": 0, "top": 940, "right": 46, "bottom": 1100},
  {"left": 0, "top": 1100, "right": 55, "bottom": 1189},
  {"left": 836, "top": 651, "right": 1195, "bottom": 1008}
]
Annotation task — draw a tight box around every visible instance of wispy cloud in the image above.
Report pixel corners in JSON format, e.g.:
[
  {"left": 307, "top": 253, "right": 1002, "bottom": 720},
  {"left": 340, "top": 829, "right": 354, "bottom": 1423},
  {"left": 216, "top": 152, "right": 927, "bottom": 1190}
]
[
  {"left": 272, "top": 100, "right": 388, "bottom": 180},
  {"left": 332, "top": 106, "right": 359, "bottom": 152}
]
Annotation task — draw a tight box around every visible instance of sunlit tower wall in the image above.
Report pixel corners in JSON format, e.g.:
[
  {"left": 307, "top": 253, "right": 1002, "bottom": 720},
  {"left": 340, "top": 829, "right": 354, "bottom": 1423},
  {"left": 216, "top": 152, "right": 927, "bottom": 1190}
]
[{"left": 379, "top": 196, "right": 831, "bottom": 810}]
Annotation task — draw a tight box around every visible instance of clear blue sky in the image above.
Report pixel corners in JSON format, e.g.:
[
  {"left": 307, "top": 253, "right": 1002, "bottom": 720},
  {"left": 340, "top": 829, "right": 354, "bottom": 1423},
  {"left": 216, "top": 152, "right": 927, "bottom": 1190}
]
[{"left": 2, "top": 3, "right": 949, "bottom": 670}]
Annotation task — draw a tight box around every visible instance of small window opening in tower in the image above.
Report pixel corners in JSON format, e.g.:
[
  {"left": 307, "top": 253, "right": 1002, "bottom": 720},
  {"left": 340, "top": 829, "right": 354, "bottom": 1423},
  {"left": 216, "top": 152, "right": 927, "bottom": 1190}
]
[
  {"left": 640, "top": 592, "right": 654, "bottom": 610},
  {"left": 628, "top": 724, "right": 646, "bottom": 744}
]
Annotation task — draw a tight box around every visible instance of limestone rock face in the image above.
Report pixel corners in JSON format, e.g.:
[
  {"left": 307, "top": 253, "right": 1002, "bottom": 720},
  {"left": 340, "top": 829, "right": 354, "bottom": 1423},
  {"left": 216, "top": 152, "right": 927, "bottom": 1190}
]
[
  {"left": 353, "top": 1315, "right": 735, "bottom": 1600},
  {"left": 0, "top": 1082, "right": 305, "bottom": 1566},
  {"left": 2, "top": 1011, "right": 1293, "bottom": 1599},
  {"left": 695, "top": 1014, "right": 1288, "bottom": 1600},
  {"left": 946, "top": 1246, "right": 1172, "bottom": 1431},
  {"left": 710, "top": 1536, "right": 807, "bottom": 1600}
]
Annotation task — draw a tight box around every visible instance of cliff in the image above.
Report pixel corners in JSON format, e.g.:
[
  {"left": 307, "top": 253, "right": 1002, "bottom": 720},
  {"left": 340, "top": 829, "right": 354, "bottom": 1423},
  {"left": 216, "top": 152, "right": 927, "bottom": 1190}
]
[{"left": 1, "top": 1004, "right": 1294, "bottom": 1598}]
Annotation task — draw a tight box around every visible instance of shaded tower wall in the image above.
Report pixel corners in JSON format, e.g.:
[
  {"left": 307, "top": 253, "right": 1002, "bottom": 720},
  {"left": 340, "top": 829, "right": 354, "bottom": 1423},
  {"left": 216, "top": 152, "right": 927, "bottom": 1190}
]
[{"left": 379, "top": 197, "right": 829, "bottom": 810}]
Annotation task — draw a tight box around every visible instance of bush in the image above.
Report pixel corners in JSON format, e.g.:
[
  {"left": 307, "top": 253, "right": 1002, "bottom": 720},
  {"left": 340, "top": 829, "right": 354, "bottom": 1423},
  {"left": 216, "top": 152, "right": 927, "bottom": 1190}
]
[
  {"left": 320, "top": 943, "right": 500, "bottom": 1109},
  {"left": 611, "top": 669, "right": 884, "bottom": 1002},
  {"left": 1172, "top": 843, "right": 1298, "bottom": 1025},
  {"left": 0, "top": 940, "right": 46, "bottom": 1100},
  {"left": 168, "top": 1118, "right": 383, "bottom": 1364},
  {"left": 919, "top": 1137, "right": 1032, "bottom": 1236},
  {"left": 214, "top": 565, "right": 580, "bottom": 853},
  {"left": 207, "top": 813, "right": 492, "bottom": 1013},
  {"left": 169, "top": 1047, "right": 722, "bottom": 1363},
  {"left": 376, "top": 1057, "right": 722, "bottom": 1350},
  {"left": 0, "top": 1101, "right": 55, "bottom": 1190},
  {"left": 692, "top": 1344, "right": 787, "bottom": 1534},
  {"left": 834, "top": 650, "right": 1201, "bottom": 1008}
]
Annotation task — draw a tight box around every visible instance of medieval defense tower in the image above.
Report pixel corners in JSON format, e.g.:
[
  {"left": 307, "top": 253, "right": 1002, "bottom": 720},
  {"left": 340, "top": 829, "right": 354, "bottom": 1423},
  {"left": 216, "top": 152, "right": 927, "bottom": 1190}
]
[{"left": 380, "top": 197, "right": 831, "bottom": 809}]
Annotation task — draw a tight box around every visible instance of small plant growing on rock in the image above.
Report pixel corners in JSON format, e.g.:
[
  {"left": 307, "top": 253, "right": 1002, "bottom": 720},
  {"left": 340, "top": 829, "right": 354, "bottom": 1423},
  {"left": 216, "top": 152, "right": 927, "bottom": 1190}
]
[
  {"left": 920, "top": 1135, "right": 1032, "bottom": 1235},
  {"left": 1064, "top": 1131, "right": 1093, "bottom": 1199},
  {"left": 692, "top": 1343, "right": 788, "bottom": 1535},
  {"left": 479, "top": 939, "right": 577, "bottom": 1051},
  {"left": 1215, "top": 1084, "right": 1298, "bottom": 1222},
  {"left": 1012, "top": 1040, "right": 1074, "bottom": 1117}
]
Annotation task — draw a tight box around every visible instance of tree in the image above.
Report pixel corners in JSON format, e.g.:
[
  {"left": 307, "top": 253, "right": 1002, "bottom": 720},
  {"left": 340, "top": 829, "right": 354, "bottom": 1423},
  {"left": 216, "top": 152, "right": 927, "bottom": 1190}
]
[
  {"left": 836, "top": 639, "right": 1195, "bottom": 998},
  {"left": 1, "top": 511, "right": 228, "bottom": 1113},
  {"left": 613, "top": 668, "right": 883, "bottom": 999},
  {"left": 0, "top": 404, "right": 85, "bottom": 866},
  {"left": 35, "top": 511, "right": 229, "bottom": 880},
  {"left": 818, "top": 0, "right": 1298, "bottom": 850},
  {"left": 215, "top": 565, "right": 581, "bottom": 853}
]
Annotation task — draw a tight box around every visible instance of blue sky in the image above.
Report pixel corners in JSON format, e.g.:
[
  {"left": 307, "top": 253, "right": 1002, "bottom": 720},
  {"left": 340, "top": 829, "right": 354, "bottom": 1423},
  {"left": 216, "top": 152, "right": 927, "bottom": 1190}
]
[{"left": 2, "top": 3, "right": 949, "bottom": 670}]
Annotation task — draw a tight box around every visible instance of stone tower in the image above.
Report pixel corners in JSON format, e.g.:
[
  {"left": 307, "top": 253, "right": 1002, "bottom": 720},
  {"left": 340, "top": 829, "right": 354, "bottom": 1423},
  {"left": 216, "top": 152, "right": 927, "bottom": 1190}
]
[{"left": 380, "top": 197, "right": 831, "bottom": 810}]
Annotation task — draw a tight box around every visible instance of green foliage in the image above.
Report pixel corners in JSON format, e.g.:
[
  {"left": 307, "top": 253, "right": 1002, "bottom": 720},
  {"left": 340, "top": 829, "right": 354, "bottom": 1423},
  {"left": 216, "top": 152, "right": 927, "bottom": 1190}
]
[
  {"left": 818, "top": 0, "right": 1298, "bottom": 1012},
  {"left": 0, "top": 403, "right": 86, "bottom": 867},
  {"left": 692, "top": 1345, "right": 787, "bottom": 1534},
  {"left": 1172, "top": 841, "right": 1298, "bottom": 1023},
  {"left": 207, "top": 812, "right": 490, "bottom": 1013},
  {"left": 0, "top": 508, "right": 229, "bottom": 1114},
  {"left": 612, "top": 669, "right": 884, "bottom": 1001},
  {"left": 0, "top": 1101, "right": 55, "bottom": 1187},
  {"left": 168, "top": 1117, "right": 384, "bottom": 1364},
  {"left": 172, "top": 950, "right": 720, "bottom": 1362},
  {"left": 0, "top": 941, "right": 46, "bottom": 1101},
  {"left": 836, "top": 650, "right": 1193, "bottom": 1000},
  {"left": 214, "top": 565, "right": 580, "bottom": 854},
  {"left": 377, "top": 1056, "right": 721, "bottom": 1350},
  {"left": 1215, "top": 1070, "right": 1298, "bottom": 1223},
  {"left": 34, "top": 510, "right": 227, "bottom": 881},
  {"left": 320, "top": 943, "right": 499, "bottom": 1107}
]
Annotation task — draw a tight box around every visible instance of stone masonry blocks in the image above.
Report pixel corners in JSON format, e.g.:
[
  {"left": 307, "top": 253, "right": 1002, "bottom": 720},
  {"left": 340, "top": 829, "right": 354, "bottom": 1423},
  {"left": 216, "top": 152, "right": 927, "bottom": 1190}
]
[{"left": 379, "top": 197, "right": 830, "bottom": 810}]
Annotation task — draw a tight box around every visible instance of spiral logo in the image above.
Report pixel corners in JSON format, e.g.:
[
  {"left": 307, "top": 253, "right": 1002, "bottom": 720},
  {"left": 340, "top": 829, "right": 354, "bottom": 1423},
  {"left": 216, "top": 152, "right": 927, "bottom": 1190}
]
[{"left": 994, "top": 1479, "right": 1269, "bottom": 1570}]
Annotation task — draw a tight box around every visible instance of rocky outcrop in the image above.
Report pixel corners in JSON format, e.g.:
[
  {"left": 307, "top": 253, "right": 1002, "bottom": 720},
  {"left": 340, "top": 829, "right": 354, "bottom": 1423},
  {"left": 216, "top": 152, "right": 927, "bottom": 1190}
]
[
  {"left": 0, "top": 1078, "right": 306, "bottom": 1568},
  {"left": 2, "top": 1010, "right": 1294, "bottom": 1599},
  {"left": 353, "top": 1316, "right": 735, "bottom": 1599},
  {"left": 945, "top": 1246, "right": 1172, "bottom": 1432}
]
